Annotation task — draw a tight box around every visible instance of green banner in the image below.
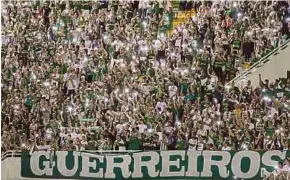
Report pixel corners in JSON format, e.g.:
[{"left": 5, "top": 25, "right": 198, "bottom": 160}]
[{"left": 21, "top": 150, "right": 290, "bottom": 180}]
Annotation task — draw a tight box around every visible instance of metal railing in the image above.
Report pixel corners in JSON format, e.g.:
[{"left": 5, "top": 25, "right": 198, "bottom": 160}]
[
  {"left": 226, "top": 38, "right": 290, "bottom": 87},
  {"left": 1, "top": 150, "right": 22, "bottom": 161},
  {"left": 1, "top": 150, "right": 143, "bottom": 161}
]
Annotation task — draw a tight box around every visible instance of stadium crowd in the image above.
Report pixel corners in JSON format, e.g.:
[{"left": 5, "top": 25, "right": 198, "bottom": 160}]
[{"left": 1, "top": 0, "right": 290, "bottom": 161}]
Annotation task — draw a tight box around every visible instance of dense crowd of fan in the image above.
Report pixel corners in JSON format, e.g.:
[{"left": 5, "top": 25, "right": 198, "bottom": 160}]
[{"left": 1, "top": 0, "right": 290, "bottom": 156}]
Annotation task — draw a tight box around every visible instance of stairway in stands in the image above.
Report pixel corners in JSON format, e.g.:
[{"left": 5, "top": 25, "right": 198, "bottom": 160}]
[{"left": 227, "top": 39, "right": 290, "bottom": 88}]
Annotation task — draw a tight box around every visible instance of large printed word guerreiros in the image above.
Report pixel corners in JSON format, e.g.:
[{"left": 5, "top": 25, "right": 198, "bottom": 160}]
[{"left": 21, "top": 150, "right": 289, "bottom": 180}]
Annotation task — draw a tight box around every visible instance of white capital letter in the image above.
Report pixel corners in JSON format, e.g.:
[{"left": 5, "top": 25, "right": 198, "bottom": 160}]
[
  {"left": 56, "top": 151, "right": 80, "bottom": 176},
  {"left": 262, "top": 150, "right": 286, "bottom": 175},
  {"left": 30, "top": 151, "right": 54, "bottom": 176},
  {"left": 80, "top": 153, "right": 104, "bottom": 178},
  {"left": 200, "top": 151, "right": 230, "bottom": 178},
  {"left": 186, "top": 151, "right": 201, "bottom": 177},
  {"left": 160, "top": 151, "right": 185, "bottom": 177},
  {"left": 105, "top": 155, "right": 131, "bottom": 178},
  {"left": 132, "top": 151, "right": 160, "bottom": 178},
  {"left": 232, "top": 151, "right": 260, "bottom": 179}
]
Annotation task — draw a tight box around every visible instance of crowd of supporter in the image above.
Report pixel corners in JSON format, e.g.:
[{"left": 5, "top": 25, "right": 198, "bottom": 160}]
[
  {"left": 1, "top": 1, "right": 290, "bottom": 153},
  {"left": 266, "top": 159, "right": 290, "bottom": 180}
]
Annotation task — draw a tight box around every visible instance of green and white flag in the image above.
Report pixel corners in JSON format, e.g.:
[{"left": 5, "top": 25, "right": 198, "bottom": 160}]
[{"left": 21, "top": 150, "right": 290, "bottom": 180}]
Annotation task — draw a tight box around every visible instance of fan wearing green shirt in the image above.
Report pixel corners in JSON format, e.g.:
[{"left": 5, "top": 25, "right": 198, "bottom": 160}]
[
  {"left": 184, "top": 92, "right": 195, "bottom": 103},
  {"left": 176, "top": 133, "right": 186, "bottom": 150},
  {"left": 232, "top": 37, "right": 241, "bottom": 53},
  {"left": 198, "top": 54, "right": 208, "bottom": 69},
  {"left": 25, "top": 93, "right": 33, "bottom": 109},
  {"left": 127, "top": 130, "right": 141, "bottom": 150},
  {"left": 102, "top": 138, "right": 113, "bottom": 150},
  {"left": 113, "top": 135, "right": 127, "bottom": 151},
  {"left": 265, "top": 121, "right": 275, "bottom": 138}
]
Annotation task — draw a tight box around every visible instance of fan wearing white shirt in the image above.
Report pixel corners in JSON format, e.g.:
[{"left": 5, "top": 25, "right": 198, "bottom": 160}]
[
  {"left": 137, "top": 120, "right": 147, "bottom": 134},
  {"left": 156, "top": 101, "right": 167, "bottom": 114},
  {"left": 168, "top": 85, "right": 178, "bottom": 99},
  {"left": 71, "top": 130, "right": 81, "bottom": 141},
  {"left": 138, "top": 0, "right": 149, "bottom": 18},
  {"left": 45, "top": 128, "right": 54, "bottom": 142},
  {"left": 116, "top": 123, "right": 125, "bottom": 134},
  {"left": 188, "top": 138, "right": 198, "bottom": 150},
  {"left": 221, "top": 142, "right": 232, "bottom": 151},
  {"left": 67, "top": 77, "right": 76, "bottom": 97},
  {"left": 274, "top": 162, "right": 285, "bottom": 175},
  {"left": 197, "top": 124, "right": 207, "bottom": 137},
  {"left": 283, "top": 159, "right": 290, "bottom": 172},
  {"left": 80, "top": 136, "right": 88, "bottom": 151}
]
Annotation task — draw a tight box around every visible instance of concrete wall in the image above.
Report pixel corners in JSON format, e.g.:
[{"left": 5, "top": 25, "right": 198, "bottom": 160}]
[
  {"left": 2, "top": 157, "right": 21, "bottom": 180},
  {"left": 1, "top": 157, "right": 73, "bottom": 180}
]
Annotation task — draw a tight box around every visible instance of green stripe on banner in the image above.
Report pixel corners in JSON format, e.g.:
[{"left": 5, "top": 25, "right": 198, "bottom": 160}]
[
  {"left": 80, "top": 118, "right": 95, "bottom": 122},
  {"left": 21, "top": 150, "right": 290, "bottom": 180}
]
